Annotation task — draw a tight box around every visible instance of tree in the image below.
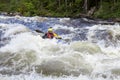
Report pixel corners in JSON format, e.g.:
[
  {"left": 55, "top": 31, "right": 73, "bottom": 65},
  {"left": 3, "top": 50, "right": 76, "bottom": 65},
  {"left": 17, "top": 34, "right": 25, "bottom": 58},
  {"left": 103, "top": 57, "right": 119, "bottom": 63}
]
[{"left": 83, "top": 0, "right": 88, "bottom": 13}]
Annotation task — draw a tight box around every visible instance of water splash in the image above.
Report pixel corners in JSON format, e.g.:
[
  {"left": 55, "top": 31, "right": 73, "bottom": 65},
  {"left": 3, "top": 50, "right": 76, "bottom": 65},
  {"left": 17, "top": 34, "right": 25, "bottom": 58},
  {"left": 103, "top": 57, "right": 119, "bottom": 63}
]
[{"left": 0, "top": 16, "right": 120, "bottom": 80}]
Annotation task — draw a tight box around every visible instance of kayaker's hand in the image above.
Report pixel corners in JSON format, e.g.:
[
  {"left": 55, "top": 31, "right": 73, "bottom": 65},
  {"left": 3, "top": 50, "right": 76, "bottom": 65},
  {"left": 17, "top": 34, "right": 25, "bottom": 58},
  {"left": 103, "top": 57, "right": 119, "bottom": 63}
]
[{"left": 56, "top": 37, "right": 62, "bottom": 39}]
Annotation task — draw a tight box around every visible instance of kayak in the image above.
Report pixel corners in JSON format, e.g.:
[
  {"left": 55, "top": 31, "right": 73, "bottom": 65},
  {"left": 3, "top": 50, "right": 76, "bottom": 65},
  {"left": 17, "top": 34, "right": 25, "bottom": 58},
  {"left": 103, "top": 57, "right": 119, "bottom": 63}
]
[{"left": 34, "top": 29, "right": 71, "bottom": 44}]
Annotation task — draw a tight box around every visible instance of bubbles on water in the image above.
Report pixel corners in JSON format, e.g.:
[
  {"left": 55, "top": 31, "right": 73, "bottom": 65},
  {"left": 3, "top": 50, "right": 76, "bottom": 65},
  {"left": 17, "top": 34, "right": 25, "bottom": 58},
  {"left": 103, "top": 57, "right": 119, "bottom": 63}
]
[{"left": 1, "top": 16, "right": 120, "bottom": 80}]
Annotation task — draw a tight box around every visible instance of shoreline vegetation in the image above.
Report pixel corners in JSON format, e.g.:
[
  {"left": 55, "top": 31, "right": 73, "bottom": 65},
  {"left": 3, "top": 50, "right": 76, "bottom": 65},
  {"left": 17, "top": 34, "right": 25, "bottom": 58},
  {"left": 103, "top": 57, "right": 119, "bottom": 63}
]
[
  {"left": 0, "top": 0, "right": 120, "bottom": 22},
  {"left": 0, "top": 12, "right": 117, "bottom": 25}
]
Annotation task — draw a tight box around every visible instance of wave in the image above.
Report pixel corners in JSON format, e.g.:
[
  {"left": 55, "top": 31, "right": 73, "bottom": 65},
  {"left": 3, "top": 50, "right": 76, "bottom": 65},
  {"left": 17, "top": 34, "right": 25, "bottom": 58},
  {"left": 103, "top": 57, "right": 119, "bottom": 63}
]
[{"left": 0, "top": 16, "right": 120, "bottom": 80}]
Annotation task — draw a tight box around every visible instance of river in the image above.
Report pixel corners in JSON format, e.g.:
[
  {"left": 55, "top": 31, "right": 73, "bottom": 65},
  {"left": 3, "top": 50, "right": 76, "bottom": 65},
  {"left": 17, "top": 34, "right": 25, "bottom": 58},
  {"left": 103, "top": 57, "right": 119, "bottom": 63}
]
[{"left": 0, "top": 15, "right": 120, "bottom": 80}]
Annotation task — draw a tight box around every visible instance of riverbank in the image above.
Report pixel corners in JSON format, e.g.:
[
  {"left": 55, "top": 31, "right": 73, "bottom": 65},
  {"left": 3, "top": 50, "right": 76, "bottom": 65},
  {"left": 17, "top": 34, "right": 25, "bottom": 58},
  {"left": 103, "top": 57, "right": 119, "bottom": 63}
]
[{"left": 1, "top": 12, "right": 120, "bottom": 26}]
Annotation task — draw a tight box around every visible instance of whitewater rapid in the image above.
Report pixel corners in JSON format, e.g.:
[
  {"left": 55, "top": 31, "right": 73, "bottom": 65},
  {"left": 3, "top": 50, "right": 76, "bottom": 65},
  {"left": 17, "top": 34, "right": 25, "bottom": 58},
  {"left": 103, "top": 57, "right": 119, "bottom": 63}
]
[{"left": 0, "top": 16, "right": 120, "bottom": 80}]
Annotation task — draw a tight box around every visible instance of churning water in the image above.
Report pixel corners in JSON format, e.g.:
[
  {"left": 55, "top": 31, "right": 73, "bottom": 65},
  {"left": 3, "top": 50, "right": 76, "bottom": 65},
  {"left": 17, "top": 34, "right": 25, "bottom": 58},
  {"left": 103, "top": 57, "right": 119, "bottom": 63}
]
[{"left": 0, "top": 15, "right": 120, "bottom": 80}]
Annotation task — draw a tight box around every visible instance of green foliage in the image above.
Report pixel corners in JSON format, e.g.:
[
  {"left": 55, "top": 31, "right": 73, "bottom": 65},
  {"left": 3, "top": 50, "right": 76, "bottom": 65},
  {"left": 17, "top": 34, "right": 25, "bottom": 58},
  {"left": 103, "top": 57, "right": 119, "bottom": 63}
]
[
  {"left": 18, "top": 2, "right": 35, "bottom": 16},
  {"left": 0, "top": 0, "right": 120, "bottom": 19},
  {"left": 94, "top": 1, "right": 120, "bottom": 19},
  {"left": 94, "top": 2, "right": 111, "bottom": 19},
  {"left": 0, "top": 0, "right": 83, "bottom": 17}
]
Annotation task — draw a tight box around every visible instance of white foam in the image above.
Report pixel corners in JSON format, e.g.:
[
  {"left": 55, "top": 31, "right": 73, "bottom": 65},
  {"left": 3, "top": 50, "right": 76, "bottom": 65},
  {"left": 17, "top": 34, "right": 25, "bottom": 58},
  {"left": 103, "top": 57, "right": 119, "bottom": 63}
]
[
  {"left": 1, "top": 16, "right": 120, "bottom": 80},
  {"left": 2, "top": 24, "right": 29, "bottom": 37}
]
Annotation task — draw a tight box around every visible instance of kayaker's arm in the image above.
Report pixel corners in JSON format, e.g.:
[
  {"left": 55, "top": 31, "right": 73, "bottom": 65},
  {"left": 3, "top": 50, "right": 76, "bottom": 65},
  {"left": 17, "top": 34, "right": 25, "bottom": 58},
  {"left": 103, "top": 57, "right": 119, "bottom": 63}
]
[{"left": 53, "top": 33, "right": 62, "bottom": 39}]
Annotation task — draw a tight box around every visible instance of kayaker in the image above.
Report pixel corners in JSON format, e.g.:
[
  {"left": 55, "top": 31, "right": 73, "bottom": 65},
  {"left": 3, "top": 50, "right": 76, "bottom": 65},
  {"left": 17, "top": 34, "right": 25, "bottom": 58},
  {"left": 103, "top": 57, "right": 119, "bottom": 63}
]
[{"left": 42, "top": 27, "right": 62, "bottom": 39}]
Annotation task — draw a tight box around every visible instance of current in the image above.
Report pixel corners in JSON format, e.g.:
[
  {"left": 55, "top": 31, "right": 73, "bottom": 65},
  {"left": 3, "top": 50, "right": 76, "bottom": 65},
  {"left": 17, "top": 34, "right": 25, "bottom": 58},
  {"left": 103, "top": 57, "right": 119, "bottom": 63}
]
[{"left": 0, "top": 15, "right": 120, "bottom": 80}]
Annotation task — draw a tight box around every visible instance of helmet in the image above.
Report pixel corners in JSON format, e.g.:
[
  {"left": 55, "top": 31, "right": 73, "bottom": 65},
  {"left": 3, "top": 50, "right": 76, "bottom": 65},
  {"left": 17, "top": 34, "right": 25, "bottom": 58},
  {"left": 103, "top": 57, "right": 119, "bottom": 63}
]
[{"left": 48, "top": 28, "right": 53, "bottom": 32}]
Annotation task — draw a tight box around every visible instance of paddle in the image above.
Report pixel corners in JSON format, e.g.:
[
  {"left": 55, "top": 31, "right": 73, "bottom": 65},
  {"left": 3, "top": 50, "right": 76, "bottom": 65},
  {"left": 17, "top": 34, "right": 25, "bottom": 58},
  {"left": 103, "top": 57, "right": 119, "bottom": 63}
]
[
  {"left": 34, "top": 29, "right": 71, "bottom": 43},
  {"left": 35, "top": 29, "right": 44, "bottom": 33},
  {"left": 32, "top": 29, "right": 44, "bottom": 37}
]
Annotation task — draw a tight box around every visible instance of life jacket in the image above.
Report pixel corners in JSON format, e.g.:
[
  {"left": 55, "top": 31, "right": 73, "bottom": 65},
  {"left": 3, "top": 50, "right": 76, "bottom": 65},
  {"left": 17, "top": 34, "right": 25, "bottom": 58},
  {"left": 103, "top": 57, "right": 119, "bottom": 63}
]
[{"left": 46, "top": 32, "right": 54, "bottom": 39}]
